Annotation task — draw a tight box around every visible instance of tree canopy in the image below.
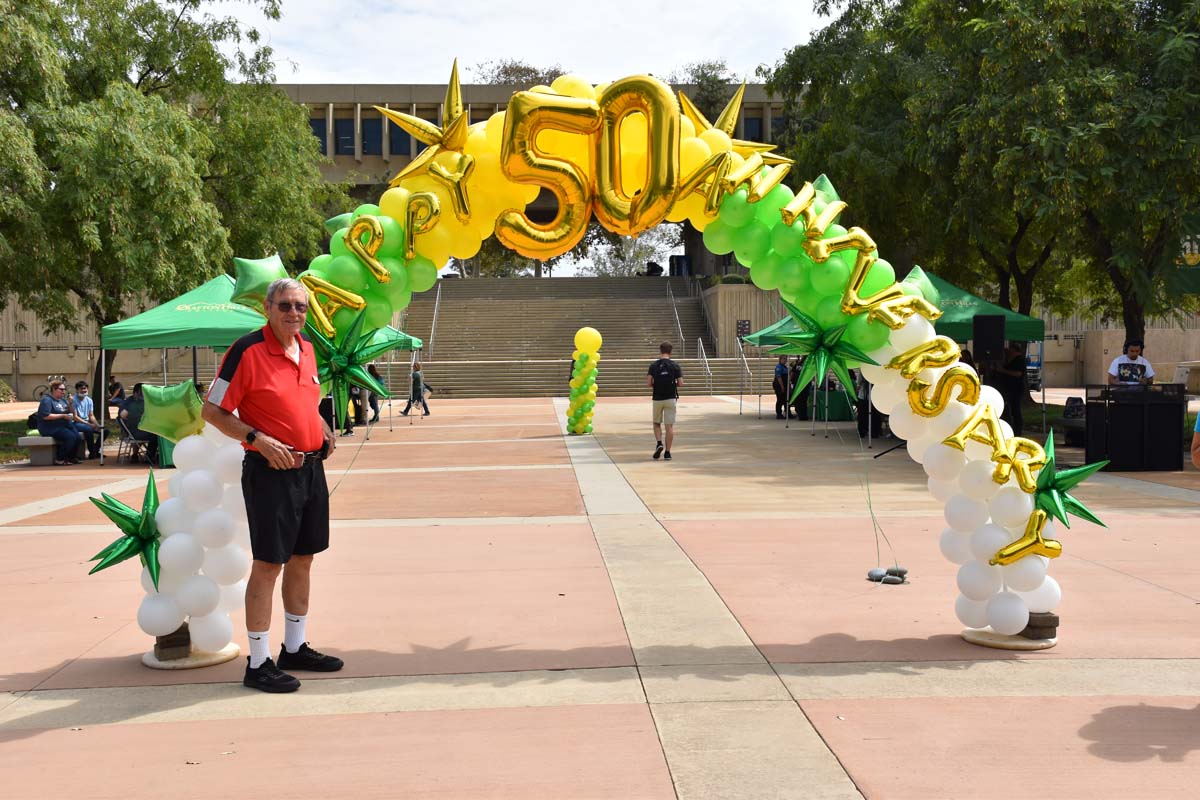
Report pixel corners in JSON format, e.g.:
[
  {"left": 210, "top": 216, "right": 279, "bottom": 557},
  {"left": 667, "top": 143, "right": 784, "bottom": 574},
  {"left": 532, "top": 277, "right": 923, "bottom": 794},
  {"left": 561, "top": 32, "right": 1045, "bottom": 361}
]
[{"left": 0, "top": 0, "right": 347, "bottom": 354}]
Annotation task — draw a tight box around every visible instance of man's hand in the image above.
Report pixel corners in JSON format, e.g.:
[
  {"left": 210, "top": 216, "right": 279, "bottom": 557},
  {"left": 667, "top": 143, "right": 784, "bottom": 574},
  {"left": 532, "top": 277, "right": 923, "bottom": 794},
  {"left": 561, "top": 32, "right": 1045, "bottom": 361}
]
[
  {"left": 254, "top": 433, "right": 296, "bottom": 470},
  {"left": 322, "top": 426, "right": 336, "bottom": 458}
]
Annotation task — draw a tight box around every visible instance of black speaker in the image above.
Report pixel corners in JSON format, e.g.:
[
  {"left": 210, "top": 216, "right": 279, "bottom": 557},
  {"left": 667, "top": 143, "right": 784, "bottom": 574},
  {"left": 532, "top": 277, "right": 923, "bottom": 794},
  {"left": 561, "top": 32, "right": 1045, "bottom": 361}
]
[{"left": 973, "top": 315, "right": 1006, "bottom": 362}]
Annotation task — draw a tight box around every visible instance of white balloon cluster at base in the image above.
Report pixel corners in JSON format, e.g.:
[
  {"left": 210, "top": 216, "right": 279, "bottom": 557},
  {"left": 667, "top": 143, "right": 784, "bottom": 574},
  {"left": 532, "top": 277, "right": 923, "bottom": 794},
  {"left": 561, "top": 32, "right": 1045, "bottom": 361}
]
[
  {"left": 861, "top": 318, "right": 1061, "bottom": 636},
  {"left": 137, "top": 425, "right": 250, "bottom": 652}
]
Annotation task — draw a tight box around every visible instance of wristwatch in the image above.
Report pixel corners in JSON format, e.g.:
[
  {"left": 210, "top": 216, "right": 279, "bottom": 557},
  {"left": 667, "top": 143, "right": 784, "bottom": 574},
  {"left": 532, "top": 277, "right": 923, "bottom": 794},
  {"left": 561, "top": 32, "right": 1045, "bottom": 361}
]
[{"left": 245, "top": 429, "right": 258, "bottom": 445}]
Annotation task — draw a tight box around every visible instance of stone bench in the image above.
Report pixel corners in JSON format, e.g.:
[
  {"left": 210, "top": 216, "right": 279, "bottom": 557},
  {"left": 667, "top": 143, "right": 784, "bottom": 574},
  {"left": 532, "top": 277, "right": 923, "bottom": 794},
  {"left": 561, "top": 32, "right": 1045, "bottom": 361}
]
[{"left": 17, "top": 436, "right": 57, "bottom": 466}]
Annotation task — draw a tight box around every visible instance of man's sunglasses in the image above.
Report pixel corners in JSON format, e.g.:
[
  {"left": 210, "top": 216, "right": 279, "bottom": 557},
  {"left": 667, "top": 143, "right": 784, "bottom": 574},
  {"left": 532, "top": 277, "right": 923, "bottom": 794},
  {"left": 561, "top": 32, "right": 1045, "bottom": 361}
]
[{"left": 272, "top": 301, "right": 309, "bottom": 313}]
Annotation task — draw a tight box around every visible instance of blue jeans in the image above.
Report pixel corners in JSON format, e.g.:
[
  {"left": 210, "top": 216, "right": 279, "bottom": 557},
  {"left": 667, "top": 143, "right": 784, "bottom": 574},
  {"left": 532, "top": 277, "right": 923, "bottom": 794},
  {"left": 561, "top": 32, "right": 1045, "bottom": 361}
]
[
  {"left": 72, "top": 422, "right": 103, "bottom": 457},
  {"left": 39, "top": 425, "right": 83, "bottom": 462}
]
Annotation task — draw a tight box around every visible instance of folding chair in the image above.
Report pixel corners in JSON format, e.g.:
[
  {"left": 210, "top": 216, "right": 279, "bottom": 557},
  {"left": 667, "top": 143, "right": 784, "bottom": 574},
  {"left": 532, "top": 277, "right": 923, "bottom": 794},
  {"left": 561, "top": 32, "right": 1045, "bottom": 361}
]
[{"left": 117, "top": 417, "right": 147, "bottom": 464}]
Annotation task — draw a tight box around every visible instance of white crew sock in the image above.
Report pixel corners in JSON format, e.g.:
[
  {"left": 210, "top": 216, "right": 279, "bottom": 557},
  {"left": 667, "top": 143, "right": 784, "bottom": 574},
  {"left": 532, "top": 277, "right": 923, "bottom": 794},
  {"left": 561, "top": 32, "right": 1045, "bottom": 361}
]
[
  {"left": 247, "top": 630, "right": 270, "bottom": 668},
  {"left": 284, "top": 613, "right": 307, "bottom": 653}
]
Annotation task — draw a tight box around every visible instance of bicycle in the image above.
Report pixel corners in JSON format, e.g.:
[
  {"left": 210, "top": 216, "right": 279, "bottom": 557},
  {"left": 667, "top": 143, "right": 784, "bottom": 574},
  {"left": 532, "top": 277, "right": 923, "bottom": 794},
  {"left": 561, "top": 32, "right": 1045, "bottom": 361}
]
[{"left": 32, "top": 374, "right": 67, "bottom": 400}]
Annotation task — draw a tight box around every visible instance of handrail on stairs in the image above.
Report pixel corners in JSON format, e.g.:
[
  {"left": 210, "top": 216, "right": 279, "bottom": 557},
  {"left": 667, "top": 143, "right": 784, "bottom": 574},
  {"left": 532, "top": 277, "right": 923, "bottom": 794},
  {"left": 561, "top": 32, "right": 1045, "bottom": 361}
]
[
  {"left": 734, "top": 335, "right": 755, "bottom": 416},
  {"left": 697, "top": 338, "right": 713, "bottom": 395},
  {"left": 690, "top": 277, "right": 719, "bottom": 357},
  {"left": 666, "top": 280, "right": 685, "bottom": 358},
  {"left": 427, "top": 281, "right": 443, "bottom": 359}
]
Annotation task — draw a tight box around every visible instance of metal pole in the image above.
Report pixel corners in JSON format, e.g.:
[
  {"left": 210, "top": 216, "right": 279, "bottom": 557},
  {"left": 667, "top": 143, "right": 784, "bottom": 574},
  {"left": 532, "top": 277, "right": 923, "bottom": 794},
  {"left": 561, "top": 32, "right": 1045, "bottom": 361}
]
[
  {"left": 99, "top": 348, "right": 106, "bottom": 466},
  {"left": 161, "top": 349, "right": 167, "bottom": 385},
  {"left": 867, "top": 383, "right": 873, "bottom": 449},
  {"left": 192, "top": 347, "right": 198, "bottom": 385}
]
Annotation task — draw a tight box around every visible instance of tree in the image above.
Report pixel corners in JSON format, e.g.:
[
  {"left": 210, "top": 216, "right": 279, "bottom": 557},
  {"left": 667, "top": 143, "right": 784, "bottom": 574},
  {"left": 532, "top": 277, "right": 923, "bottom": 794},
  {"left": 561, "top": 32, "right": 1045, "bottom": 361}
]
[
  {"left": 668, "top": 60, "right": 736, "bottom": 121},
  {"left": 560, "top": 222, "right": 683, "bottom": 277},
  {"left": 0, "top": 0, "right": 348, "bottom": 397},
  {"left": 468, "top": 59, "right": 566, "bottom": 88}
]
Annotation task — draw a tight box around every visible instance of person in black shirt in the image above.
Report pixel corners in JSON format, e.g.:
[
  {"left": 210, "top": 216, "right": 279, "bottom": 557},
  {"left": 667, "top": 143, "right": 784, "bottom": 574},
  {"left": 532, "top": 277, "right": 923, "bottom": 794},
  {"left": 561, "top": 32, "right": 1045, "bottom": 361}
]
[
  {"left": 772, "top": 356, "right": 790, "bottom": 419},
  {"left": 993, "top": 341, "right": 1027, "bottom": 437},
  {"left": 789, "top": 357, "right": 811, "bottom": 421},
  {"left": 646, "top": 341, "right": 683, "bottom": 460}
]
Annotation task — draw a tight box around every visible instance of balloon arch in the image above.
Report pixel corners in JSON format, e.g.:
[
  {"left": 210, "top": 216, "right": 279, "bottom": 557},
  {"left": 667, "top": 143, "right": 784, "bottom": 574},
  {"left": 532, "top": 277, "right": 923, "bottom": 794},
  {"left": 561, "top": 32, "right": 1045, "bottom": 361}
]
[{"left": 109, "top": 61, "right": 1107, "bottom": 649}]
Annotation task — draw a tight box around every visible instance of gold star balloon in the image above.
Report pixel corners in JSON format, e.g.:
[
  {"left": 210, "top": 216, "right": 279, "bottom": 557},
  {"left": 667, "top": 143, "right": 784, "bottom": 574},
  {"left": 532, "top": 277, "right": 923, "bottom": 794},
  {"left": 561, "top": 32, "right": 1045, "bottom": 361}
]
[
  {"left": 678, "top": 83, "right": 792, "bottom": 165},
  {"left": 88, "top": 473, "right": 162, "bottom": 589},
  {"left": 376, "top": 59, "right": 470, "bottom": 186}
]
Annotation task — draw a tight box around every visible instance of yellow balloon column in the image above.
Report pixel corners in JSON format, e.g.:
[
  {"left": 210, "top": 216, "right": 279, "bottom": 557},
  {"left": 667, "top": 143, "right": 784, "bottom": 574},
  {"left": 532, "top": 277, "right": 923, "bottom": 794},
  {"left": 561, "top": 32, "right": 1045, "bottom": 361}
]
[{"left": 567, "top": 327, "right": 602, "bottom": 435}]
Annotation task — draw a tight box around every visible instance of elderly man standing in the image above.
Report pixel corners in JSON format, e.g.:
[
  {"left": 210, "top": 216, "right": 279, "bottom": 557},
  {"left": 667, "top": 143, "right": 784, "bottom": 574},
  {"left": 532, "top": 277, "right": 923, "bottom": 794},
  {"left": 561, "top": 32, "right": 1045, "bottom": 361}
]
[{"left": 202, "top": 278, "right": 340, "bottom": 693}]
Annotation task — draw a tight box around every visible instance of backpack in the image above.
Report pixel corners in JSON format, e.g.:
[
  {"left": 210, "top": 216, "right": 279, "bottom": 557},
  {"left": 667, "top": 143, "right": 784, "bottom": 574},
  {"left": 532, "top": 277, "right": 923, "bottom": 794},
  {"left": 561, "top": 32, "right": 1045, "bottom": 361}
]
[
  {"left": 651, "top": 358, "right": 678, "bottom": 398},
  {"left": 26, "top": 412, "right": 38, "bottom": 429}
]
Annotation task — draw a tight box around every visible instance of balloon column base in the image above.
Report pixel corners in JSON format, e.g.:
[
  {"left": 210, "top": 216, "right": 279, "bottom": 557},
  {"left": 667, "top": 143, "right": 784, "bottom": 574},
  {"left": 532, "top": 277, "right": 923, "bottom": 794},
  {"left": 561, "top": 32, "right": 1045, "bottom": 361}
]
[
  {"left": 961, "top": 628, "right": 1056, "bottom": 651},
  {"left": 142, "top": 642, "right": 241, "bottom": 670}
]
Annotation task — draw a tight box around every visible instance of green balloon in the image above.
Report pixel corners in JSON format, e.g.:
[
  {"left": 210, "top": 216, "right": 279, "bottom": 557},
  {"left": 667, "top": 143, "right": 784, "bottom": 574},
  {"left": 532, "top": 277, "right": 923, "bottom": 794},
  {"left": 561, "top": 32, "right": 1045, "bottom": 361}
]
[
  {"left": 861, "top": 256, "right": 895, "bottom": 296},
  {"left": 584, "top": 424, "right": 593, "bottom": 433},
  {"left": 330, "top": 226, "right": 353, "bottom": 259},
  {"left": 770, "top": 220, "right": 806, "bottom": 257},
  {"left": 755, "top": 182, "right": 794, "bottom": 227},
  {"left": 777, "top": 257, "right": 809, "bottom": 298},
  {"left": 377, "top": 256, "right": 411, "bottom": 305},
  {"left": 821, "top": 222, "right": 847, "bottom": 241},
  {"left": 377, "top": 215, "right": 405, "bottom": 259},
  {"left": 702, "top": 219, "right": 736, "bottom": 255},
  {"left": 359, "top": 291, "right": 393, "bottom": 330},
  {"left": 816, "top": 295, "right": 851, "bottom": 331},
  {"left": 843, "top": 312, "right": 891, "bottom": 353},
  {"left": 307, "top": 253, "right": 333, "bottom": 276},
  {"left": 809, "top": 257, "right": 852, "bottom": 298},
  {"left": 407, "top": 256, "right": 438, "bottom": 293},
  {"left": 353, "top": 203, "right": 381, "bottom": 219},
  {"left": 791, "top": 284, "right": 824, "bottom": 318},
  {"left": 140, "top": 382, "right": 205, "bottom": 443},
  {"left": 326, "top": 255, "right": 368, "bottom": 293},
  {"left": 231, "top": 254, "right": 288, "bottom": 313},
  {"left": 733, "top": 221, "right": 771, "bottom": 266},
  {"left": 749, "top": 251, "right": 783, "bottom": 291},
  {"left": 718, "top": 187, "right": 756, "bottom": 229}
]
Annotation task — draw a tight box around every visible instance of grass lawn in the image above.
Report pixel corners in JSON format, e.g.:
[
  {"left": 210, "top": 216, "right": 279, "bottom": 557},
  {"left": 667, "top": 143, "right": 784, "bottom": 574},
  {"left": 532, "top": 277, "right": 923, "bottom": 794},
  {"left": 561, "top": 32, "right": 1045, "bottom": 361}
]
[{"left": 0, "top": 420, "right": 33, "bottom": 463}]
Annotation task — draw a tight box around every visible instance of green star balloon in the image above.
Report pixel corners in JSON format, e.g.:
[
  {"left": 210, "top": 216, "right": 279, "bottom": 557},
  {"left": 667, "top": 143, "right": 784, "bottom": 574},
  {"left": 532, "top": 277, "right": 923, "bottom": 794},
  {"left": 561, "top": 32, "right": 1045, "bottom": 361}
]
[
  {"left": 231, "top": 254, "right": 288, "bottom": 313},
  {"left": 771, "top": 297, "right": 877, "bottom": 403},
  {"left": 140, "top": 381, "right": 205, "bottom": 443},
  {"left": 305, "top": 311, "right": 402, "bottom": 430},
  {"left": 88, "top": 472, "right": 162, "bottom": 589},
  {"left": 1034, "top": 435, "right": 1109, "bottom": 528}
]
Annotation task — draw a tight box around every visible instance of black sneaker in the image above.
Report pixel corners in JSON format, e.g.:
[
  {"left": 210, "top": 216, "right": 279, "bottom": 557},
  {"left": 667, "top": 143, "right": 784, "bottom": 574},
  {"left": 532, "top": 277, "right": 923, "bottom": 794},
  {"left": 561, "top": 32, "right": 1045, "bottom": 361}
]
[
  {"left": 653, "top": 442, "right": 664, "bottom": 460},
  {"left": 243, "top": 657, "right": 300, "bottom": 693},
  {"left": 278, "top": 643, "right": 344, "bottom": 672},
  {"left": 663, "top": 451, "right": 672, "bottom": 461}
]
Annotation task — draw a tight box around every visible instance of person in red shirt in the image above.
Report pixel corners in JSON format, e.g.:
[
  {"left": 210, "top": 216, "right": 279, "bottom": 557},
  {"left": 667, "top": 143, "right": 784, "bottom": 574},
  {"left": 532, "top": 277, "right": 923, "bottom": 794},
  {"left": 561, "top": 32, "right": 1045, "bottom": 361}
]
[{"left": 202, "top": 278, "right": 339, "bottom": 693}]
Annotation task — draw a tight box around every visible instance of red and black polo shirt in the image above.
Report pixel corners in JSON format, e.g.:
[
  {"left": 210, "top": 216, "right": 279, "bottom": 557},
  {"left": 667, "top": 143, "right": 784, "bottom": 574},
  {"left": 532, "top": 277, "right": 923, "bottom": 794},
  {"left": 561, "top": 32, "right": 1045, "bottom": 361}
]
[{"left": 208, "top": 324, "right": 324, "bottom": 452}]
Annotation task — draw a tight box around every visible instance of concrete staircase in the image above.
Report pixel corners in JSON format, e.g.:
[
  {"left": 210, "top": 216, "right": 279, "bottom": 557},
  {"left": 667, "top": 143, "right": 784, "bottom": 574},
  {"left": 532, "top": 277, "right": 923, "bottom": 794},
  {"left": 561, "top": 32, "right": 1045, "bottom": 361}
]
[{"left": 152, "top": 277, "right": 783, "bottom": 399}]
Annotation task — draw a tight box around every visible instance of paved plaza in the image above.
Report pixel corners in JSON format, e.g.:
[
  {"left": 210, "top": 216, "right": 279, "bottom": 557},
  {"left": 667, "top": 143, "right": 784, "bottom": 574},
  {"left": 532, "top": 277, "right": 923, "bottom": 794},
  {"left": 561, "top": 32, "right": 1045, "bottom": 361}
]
[{"left": 1, "top": 396, "right": 1197, "bottom": 798}]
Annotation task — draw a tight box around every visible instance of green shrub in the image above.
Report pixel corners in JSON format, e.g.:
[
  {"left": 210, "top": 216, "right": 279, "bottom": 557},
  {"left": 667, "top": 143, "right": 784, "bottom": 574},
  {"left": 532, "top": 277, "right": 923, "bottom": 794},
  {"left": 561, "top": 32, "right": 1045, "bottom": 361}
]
[
  {"left": 720, "top": 274, "right": 746, "bottom": 284},
  {"left": 0, "top": 379, "right": 15, "bottom": 403}
]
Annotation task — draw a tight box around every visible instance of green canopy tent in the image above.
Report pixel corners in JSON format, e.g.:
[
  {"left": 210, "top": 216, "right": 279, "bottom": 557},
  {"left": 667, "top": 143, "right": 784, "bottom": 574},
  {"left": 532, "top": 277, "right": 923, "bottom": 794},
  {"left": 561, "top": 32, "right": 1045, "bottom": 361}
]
[
  {"left": 99, "top": 275, "right": 422, "bottom": 457},
  {"left": 923, "top": 273, "right": 1044, "bottom": 343}
]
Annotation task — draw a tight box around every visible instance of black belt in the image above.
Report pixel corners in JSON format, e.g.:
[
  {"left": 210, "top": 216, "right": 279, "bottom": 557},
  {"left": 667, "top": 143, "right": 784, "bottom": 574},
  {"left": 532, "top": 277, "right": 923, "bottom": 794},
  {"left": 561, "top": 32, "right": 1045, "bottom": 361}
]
[{"left": 246, "top": 449, "right": 323, "bottom": 466}]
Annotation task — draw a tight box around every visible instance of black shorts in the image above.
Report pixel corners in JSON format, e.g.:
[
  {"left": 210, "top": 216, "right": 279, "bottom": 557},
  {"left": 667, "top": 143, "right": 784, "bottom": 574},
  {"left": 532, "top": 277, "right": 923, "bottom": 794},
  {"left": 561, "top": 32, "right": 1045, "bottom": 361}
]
[{"left": 241, "top": 452, "right": 330, "bottom": 564}]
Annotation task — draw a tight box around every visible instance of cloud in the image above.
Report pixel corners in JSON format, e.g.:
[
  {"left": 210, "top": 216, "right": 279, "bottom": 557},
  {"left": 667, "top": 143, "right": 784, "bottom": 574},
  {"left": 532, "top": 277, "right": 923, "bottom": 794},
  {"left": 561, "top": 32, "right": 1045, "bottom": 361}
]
[{"left": 210, "top": 0, "right": 823, "bottom": 85}]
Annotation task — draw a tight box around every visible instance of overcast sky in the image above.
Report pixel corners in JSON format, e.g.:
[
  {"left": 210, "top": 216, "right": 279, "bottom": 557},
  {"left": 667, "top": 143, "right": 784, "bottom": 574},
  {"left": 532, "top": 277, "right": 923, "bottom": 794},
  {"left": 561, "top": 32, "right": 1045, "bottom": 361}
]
[{"left": 216, "top": 0, "right": 825, "bottom": 86}]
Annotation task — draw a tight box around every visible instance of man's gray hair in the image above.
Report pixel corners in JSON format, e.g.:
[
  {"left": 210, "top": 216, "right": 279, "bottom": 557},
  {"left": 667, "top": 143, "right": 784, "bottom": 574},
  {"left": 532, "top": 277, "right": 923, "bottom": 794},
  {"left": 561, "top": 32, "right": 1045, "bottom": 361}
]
[{"left": 265, "top": 277, "right": 305, "bottom": 304}]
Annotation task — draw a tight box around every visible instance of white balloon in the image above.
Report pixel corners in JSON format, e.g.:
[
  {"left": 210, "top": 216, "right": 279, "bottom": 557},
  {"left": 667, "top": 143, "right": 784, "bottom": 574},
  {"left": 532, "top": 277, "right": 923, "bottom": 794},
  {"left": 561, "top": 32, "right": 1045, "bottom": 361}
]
[
  {"left": 989, "top": 485, "right": 1034, "bottom": 528},
  {"left": 176, "top": 574, "right": 221, "bottom": 617},
  {"left": 1003, "top": 554, "right": 1049, "bottom": 592},
  {"left": 866, "top": 343, "right": 899, "bottom": 369},
  {"left": 925, "top": 400, "right": 973, "bottom": 441},
  {"left": 999, "top": 419, "right": 1014, "bottom": 440},
  {"left": 167, "top": 471, "right": 186, "bottom": 500},
  {"left": 201, "top": 421, "right": 231, "bottom": 445},
  {"left": 188, "top": 611, "right": 233, "bottom": 652},
  {"left": 140, "top": 565, "right": 187, "bottom": 595},
  {"left": 1017, "top": 575, "right": 1062, "bottom": 613},
  {"left": 924, "top": 444, "right": 967, "bottom": 481},
  {"left": 218, "top": 579, "right": 247, "bottom": 612},
  {"left": 203, "top": 542, "right": 250, "bottom": 585},
  {"left": 979, "top": 385, "right": 1005, "bottom": 417},
  {"left": 871, "top": 380, "right": 907, "bottom": 414},
  {"left": 955, "top": 594, "right": 990, "bottom": 628},
  {"left": 172, "top": 435, "right": 216, "bottom": 474},
  {"left": 927, "top": 476, "right": 958, "bottom": 503},
  {"left": 214, "top": 443, "right": 246, "bottom": 485},
  {"left": 859, "top": 362, "right": 889, "bottom": 384},
  {"left": 888, "top": 400, "right": 922, "bottom": 441},
  {"left": 181, "top": 469, "right": 223, "bottom": 512},
  {"left": 193, "top": 508, "right": 235, "bottom": 548},
  {"left": 153, "top": 497, "right": 191, "bottom": 538},
  {"left": 891, "top": 316, "right": 935, "bottom": 353},
  {"left": 137, "top": 593, "right": 184, "bottom": 637},
  {"left": 221, "top": 483, "right": 247, "bottom": 521},
  {"left": 958, "top": 458, "right": 1004, "bottom": 501},
  {"left": 939, "top": 527, "right": 974, "bottom": 565},
  {"left": 158, "top": 533, "right": 204, "bottom": 575},
  {"left": 956, "top": 559, "right": 1003, "bottom": 601},
  {"left": 907, "top": 434, "right": 934, "bottom": 464},
  {"left": 945, "top": 494, "right": 990, "bottom": 533},
  {"left": 233, "top": 521, "right": 252, "bottom": 549},
  {"left": 970, "top": 523, "right": 1015, "bottom": 563},
  {"left": 986, "top": 591, "right": 1030, "bottom": 635}
]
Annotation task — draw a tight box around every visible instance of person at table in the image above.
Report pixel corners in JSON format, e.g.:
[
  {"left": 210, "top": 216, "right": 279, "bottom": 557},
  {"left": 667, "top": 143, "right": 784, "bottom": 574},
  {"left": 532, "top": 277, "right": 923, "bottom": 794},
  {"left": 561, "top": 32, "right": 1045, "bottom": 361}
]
[
  {"left": 1107, "top": 340, "right": 1154, "bottom": 386},
  {"left": 992, "top": 342, "right": 1028, "bottom": 437},
  {"left": 119, "top": 383, "right": 159, "bottom": 464}
]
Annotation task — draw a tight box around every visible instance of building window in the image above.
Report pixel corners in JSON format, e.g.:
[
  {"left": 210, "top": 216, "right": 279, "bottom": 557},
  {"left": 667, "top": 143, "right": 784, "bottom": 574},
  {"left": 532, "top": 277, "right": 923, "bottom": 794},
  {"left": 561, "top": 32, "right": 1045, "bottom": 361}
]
[
  {"left": 413, "top": 116, "right": 437, "bottom": 156},
  {"left": 771, "top": 115, "right": 786, "bottom": 142},
  {"left": 361, "top": 118, "right": 383, "bottom": 156},
  {"left": 743, "top": 117, "right": 763, "bottom": 142},
  {"left": 334, "top": 119, "right": 355, "bottom": 155},
  {"left": 309, "top": 119, "right": 327, "bottom": 154},
  {"left": 389, "top": 121, "right": 410, "bottom": 157}
]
